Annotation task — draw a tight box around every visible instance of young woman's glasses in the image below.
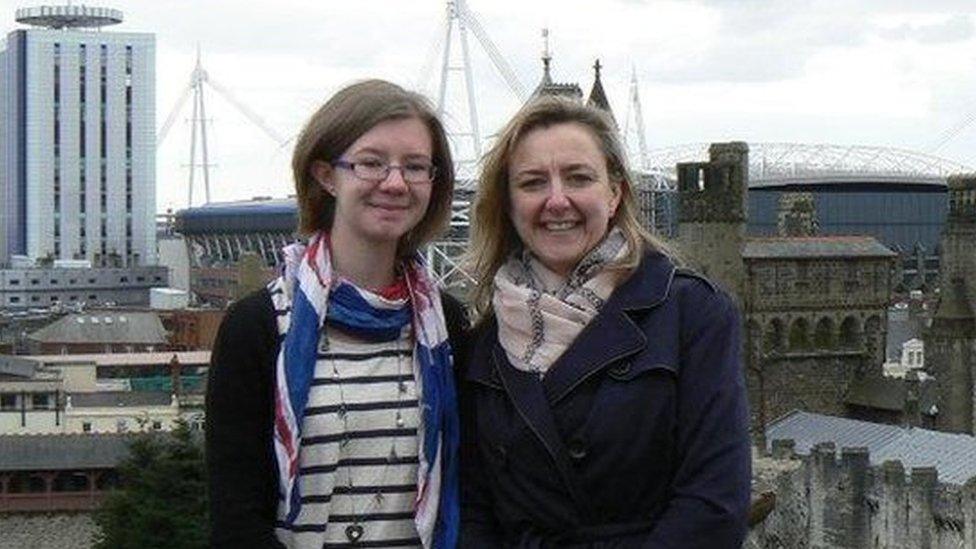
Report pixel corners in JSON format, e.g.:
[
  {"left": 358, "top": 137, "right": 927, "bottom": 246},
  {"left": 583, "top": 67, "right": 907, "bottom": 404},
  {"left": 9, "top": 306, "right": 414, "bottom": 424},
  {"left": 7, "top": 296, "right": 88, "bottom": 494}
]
[{"left": 332, "top": 159, "right": 437, "bottom": 184}]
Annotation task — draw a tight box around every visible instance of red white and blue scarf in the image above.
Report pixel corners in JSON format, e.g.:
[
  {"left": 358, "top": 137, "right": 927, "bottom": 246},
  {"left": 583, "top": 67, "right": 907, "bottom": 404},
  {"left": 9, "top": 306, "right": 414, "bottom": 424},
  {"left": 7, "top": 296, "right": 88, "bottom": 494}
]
[{"left": 272, "top": 232, "right": 459, "bottom": 548}]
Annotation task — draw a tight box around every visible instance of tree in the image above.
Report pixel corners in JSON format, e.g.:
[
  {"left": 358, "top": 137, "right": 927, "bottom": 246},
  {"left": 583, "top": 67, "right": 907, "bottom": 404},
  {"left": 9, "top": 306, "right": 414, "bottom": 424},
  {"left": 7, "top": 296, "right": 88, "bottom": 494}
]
[{"left": 94, "top": 420, "right": 208, "bottom": 548}]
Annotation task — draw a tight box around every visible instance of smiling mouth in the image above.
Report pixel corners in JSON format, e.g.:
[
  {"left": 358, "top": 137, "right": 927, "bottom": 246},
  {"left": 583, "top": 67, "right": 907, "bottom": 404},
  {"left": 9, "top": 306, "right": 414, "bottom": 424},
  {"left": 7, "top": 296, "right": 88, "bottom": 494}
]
[
  {"left": 370, "top": 203, "right": 409, "bottom": 211},
  {"left": 542, "top": 221, "right": 579, "bottom": 231}
]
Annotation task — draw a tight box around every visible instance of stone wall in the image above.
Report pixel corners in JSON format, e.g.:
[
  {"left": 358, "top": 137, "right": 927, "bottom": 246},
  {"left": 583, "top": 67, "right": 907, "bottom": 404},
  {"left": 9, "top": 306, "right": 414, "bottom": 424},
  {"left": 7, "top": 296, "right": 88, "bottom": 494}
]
[{"left": 748, "top": 441, "right": 976, "bottom": 548}]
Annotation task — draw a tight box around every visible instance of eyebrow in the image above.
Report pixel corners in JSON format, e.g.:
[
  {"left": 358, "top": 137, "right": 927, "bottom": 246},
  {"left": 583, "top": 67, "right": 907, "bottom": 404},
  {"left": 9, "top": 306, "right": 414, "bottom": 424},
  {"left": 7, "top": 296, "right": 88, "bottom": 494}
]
[{"left": 348, "top": 147, "right": 431, "bottom": 161}]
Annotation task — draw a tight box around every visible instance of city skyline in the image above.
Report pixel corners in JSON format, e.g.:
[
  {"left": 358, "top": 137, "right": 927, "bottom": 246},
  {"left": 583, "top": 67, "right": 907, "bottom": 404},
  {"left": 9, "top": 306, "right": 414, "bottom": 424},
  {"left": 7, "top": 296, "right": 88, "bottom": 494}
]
[{"left": 4, "top": 0, "right": 976, "bottom": 213}]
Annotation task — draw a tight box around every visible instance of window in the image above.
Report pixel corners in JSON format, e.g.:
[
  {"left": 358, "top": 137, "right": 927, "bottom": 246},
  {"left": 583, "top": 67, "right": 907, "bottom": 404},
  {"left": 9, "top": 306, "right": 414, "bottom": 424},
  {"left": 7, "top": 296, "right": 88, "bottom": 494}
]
[
  {"left": 9, "top": 279, "right": 19, "bottom": 285},
  {"left": 119, "top": 277, "right": 128, "bottom": 283},
  {"left": 9, "top": 296, "right": 20, "bottom": 304},
  {"left": 82, "top": 422, "right": 92, "bottom": 433},
  {"left": 152, "top": 421, "right": 162, "bottom": 431},
  {"left": 30, "top": 279, "right": 39, "bottom": 285},
  {"left": 31, "top": 393, "right": 50, "bottom": 410},
  {"left": 1, "top": 394, "right": 16, "bottom": 411},
  {"left": 88, "top": 278, "right": 96, "bottom": 284},
  {"left": 31, "top": 296, "right": 39, "bottom": 302}
]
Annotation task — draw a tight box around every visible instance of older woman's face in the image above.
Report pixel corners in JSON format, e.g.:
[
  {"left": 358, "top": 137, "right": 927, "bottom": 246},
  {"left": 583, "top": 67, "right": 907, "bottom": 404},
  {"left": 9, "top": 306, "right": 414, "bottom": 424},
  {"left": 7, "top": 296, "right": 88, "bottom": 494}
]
[{"left": 507, "top": 122, "right": 621, "bottom": 277}]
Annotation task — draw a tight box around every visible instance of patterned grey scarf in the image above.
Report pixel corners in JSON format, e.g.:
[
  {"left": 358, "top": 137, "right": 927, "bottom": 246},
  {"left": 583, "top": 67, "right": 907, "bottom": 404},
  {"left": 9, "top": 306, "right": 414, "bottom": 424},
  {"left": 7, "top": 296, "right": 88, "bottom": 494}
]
[{"left": 493, "top": 228, "right": 628, "bottom": 377}]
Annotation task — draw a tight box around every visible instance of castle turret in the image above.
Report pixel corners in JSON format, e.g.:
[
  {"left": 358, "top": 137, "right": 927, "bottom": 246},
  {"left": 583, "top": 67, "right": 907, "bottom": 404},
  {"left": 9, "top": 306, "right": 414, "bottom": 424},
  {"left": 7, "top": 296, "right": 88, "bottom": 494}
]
[{"left": 676, "top": 142, "right": 749, "bottom": 301}]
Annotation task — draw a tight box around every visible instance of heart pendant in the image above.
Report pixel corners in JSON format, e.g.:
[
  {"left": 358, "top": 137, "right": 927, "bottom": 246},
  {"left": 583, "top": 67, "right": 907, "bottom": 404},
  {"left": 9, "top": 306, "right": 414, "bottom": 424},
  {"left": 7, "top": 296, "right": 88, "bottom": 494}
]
[{"left": 345, "top": 524, "right": 364, "bottom": 543}]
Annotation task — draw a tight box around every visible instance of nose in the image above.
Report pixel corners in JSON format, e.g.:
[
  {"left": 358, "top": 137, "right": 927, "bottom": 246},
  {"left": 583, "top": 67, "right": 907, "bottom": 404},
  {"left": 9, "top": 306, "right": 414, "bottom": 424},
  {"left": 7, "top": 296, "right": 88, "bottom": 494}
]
[
  {"left": 543, "top": 179, "right": 571, "bottom": 211},
  {"left": 378, "top": 166, "right": 409, "bottom": 193}
]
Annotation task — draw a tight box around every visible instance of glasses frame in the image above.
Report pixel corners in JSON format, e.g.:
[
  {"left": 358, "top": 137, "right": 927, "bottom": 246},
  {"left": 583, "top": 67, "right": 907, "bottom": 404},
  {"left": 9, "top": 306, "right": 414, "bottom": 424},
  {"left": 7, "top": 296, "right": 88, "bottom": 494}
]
[{"left": 331, "top": 159, "right": 437, "bottom": 185}]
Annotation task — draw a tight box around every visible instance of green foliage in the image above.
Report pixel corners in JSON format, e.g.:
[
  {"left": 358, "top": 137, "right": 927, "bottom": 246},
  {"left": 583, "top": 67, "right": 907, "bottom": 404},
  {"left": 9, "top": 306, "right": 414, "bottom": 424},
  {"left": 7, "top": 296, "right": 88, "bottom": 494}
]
[{"left": 93, "top": 419, "right": 208, "bottom": 549}]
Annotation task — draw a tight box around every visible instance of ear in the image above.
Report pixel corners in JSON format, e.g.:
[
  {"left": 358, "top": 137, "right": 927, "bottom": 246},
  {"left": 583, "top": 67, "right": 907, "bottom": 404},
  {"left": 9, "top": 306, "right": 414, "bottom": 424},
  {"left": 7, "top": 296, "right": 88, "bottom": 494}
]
[
  {"left": 311, "top": 160, "right": 336, "bottom": 196},
  {"left": 608, "top": 177, "right": 623, "bottom": 218}
]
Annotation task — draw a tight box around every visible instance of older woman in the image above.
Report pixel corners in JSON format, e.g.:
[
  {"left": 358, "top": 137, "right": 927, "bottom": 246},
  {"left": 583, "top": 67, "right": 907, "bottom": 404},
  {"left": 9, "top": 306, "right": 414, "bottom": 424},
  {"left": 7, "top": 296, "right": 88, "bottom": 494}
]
[
  {"left": 206, "top": 80, "right": 465, "bottom": 548},
  {"left": 460, "top": 97, "right": 750, "bottom": 547}
]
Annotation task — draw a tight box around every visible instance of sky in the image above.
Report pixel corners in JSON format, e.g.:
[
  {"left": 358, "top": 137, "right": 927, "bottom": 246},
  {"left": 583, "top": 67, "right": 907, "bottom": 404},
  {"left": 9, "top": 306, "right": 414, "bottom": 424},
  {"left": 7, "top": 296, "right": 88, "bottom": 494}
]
[{"left": 4, "top": 0, "right": 976, "bottom": 213}]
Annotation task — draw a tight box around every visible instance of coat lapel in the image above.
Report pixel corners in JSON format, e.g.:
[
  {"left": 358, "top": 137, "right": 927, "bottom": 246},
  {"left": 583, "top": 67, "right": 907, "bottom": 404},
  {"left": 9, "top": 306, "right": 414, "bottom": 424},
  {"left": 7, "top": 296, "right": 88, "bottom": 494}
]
[
  {"left": 491, "top": 343, "right": 591, "bottom": 517},
  {"left": 542, "top": 252, "right": 676, "bottom": 404}
]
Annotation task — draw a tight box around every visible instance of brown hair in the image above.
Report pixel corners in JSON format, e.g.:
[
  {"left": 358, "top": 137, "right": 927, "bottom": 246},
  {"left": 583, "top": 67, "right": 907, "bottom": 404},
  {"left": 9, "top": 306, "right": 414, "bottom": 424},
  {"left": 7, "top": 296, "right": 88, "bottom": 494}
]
[
  {"left": 291, "top": 79, "right": 454, "bottom": 257},
  {"left": 468, "top": 95, "right": 672, "bottom": 316}
]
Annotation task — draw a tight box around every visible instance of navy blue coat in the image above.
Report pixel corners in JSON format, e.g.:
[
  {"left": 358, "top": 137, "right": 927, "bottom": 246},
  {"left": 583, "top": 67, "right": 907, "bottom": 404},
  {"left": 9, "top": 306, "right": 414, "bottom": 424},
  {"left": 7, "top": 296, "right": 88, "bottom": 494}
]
[{"left": 459, "top": 251, "right": 751, "bottom": 548}]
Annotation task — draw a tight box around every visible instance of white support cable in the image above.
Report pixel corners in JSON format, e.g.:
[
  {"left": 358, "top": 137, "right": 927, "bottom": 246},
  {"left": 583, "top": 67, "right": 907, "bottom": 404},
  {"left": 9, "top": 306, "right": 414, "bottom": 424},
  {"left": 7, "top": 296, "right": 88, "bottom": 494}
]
[
  {"left": 206, "top": 77, "right": 288, "bottom": 147},
  {"left": 156, "top": 83, "right": 193, "bottom": 147},
  {"left": 457, "top": 5, "right": 527, "bottom": 101},
  {"left": 457, "top": 7, "right": 482, "bottom": 158}
]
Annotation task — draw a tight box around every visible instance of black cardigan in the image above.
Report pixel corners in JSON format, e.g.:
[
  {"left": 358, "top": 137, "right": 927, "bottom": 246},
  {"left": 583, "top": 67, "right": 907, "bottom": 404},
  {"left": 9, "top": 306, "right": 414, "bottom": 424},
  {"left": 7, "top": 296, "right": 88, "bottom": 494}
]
[{"left": 205, "top": 287, "right": 469, "bottom": 548}]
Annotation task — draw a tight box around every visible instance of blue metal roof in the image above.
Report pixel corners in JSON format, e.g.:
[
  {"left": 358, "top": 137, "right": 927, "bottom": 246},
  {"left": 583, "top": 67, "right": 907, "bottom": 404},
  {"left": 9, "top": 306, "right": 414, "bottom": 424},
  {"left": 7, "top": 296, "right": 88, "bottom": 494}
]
[{"left": 175, "top": 198, "right": 298, "bottom": 235}]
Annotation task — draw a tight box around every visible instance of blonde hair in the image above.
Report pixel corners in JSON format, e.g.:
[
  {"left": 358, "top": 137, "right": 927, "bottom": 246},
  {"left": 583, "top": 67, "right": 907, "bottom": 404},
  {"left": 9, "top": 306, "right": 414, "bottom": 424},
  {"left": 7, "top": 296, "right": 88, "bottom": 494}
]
[
  {"left": 468, "top": 96, "right": 672, "bottom": 317},
  {"left": 291, "top": 79, "right": 454, "bottom": 257}
]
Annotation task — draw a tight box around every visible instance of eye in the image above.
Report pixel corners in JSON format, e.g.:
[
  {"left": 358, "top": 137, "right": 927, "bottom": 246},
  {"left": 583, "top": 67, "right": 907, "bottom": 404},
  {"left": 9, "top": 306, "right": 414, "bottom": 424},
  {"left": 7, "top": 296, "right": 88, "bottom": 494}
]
[
  {"left": 515, "top": 178, "right": 546, "bottom": 190},
  {"left": 357, "top": 158, "right": 385, "bottom": 169},
  {"left": 404, "top": 162, "right": 431, "bottom": 173},
  {"left": 566, "top": 172, "right": 596, "bottom": 186}
]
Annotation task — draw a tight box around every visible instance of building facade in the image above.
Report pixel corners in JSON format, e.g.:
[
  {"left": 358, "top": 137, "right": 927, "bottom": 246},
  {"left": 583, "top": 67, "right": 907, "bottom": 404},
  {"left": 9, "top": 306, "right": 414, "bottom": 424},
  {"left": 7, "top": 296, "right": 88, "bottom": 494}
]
[{"left": 0, "top": 7, "right": 155, "bottom": 268}]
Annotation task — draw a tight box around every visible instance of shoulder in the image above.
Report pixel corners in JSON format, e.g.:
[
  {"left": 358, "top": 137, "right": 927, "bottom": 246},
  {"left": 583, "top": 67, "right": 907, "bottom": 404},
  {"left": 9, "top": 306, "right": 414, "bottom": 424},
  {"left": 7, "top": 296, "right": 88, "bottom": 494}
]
[
  {"left": 439, "top": 290, "right": 469, "bottom": 332},
  {"left": 216, "top": 287, "right": 277, "bottom": 348},
  {"left": 666, "top": 267, "right": 739, "bottom": 339},
  {"left": 629, "top": 253, "right": 738, "bottom": 336}
]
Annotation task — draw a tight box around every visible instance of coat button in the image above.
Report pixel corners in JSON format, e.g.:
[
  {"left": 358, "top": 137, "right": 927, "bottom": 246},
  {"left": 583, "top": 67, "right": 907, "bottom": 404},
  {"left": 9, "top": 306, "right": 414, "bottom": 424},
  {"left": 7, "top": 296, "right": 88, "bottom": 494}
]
[
  {"left": 609, "top": 362, "right": 631, "bottom": 378},
  {"left": 493, "top": 444, "right": 508, "bottom": 467},
  {"left": 567, "top": 437, "right": 587, "bottom": 461}
]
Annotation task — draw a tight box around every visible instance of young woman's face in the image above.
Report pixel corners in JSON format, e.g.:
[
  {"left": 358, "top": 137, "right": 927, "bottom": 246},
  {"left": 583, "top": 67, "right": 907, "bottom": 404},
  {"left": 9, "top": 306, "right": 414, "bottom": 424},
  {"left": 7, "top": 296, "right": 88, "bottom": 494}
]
[
  {"left": 313, "top": 117, "right": 434, "bottom": 248},
  {"left": 507, "top": 122, "right": 620, "bottom": 277}
]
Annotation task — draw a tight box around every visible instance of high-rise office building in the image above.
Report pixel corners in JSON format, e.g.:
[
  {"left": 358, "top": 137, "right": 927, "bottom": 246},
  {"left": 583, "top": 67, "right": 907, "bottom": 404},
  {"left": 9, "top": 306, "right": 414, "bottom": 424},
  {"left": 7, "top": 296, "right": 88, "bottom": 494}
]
[{"left": 1, "top": 5, "right": 155, "bottom": 268}]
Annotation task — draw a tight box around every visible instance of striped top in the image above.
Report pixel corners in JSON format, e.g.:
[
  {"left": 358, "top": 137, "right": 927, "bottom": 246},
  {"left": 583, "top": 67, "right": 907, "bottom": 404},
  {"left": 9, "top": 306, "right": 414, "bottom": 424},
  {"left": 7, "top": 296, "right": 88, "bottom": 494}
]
[{"left": 272, "top": 288, "right": 421, "bottom": 548}]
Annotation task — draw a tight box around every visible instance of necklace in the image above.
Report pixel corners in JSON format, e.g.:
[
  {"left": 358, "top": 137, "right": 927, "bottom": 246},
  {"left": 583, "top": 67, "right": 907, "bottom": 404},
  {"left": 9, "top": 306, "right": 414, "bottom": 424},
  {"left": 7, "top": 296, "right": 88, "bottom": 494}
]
[{"left": 328, "top": 331, "right": 412, "bottom": 544}]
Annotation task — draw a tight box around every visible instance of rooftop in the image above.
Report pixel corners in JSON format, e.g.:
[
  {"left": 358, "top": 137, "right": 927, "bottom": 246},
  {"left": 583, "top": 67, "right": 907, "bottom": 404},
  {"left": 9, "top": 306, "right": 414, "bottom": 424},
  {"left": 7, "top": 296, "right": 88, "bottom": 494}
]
[
  {"left": 0, "top": 433, "right": 133, "bottom": 471},
  {"left": 28, "top": 312, "right": 167, "bottom": 345},
  {"left": 743, "top": 236, "right": 897, "bottom": 259},
  {"left": 766, "top": 410, "right": 976, "bottom": 485},
  {"left": 68, "top": 391, "right": 174, "bottom": 408}
]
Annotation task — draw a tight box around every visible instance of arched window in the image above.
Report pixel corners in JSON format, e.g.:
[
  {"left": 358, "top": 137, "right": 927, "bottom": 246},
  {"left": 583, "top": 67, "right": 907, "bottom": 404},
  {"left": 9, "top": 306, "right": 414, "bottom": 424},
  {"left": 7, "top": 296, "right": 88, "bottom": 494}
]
[
  {"left": 839, "top": 316, "right": 860, "bottom": 349},
  {"left": 788, "top": 318, "right": 811, "bottom": 350},
  {"left": 764, "top": 318, "right": 785, "bottom": 352},
  {"left": 813, "top": 317, "right": 835, "bottom": 349}
]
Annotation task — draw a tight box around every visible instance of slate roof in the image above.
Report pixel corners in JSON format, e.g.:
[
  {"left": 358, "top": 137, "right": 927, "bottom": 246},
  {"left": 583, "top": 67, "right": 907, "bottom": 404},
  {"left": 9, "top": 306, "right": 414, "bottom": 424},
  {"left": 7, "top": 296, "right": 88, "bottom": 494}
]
[
  {"left": 844, "top": 375, "right": 936, "bottom": 413},
  {"left": 27, "top": 312, "right": 167, "bottom": 344},
  {"left": 0, "top": 433, "right": 134, "bottom": 471},
  {"left": 743, "top": 236, "right": 897, "bottom": 259},
  {"left": 766, "top": 411, "right": 976, "bottom": 484},
  {"left": 69, "top": 391, "right": 173, "bottom": 408}
]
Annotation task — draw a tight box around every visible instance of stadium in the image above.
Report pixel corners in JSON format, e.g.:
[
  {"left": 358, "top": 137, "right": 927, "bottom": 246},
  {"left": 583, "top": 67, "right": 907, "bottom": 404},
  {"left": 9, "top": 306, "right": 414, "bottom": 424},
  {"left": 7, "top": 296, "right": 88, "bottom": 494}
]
[{"left": 174, "top": 142, "right": 971, "bottom": 293}]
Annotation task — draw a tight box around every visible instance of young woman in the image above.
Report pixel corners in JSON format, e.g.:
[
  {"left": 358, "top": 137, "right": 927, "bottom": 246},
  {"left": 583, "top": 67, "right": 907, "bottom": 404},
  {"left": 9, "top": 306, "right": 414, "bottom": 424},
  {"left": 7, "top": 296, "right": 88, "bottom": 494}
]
[
  {"left": 460, "top": 97, "right": 751, "bottom": 547},
  {"left": 206, "top": 80, "right": 466, "bottom": 549}
]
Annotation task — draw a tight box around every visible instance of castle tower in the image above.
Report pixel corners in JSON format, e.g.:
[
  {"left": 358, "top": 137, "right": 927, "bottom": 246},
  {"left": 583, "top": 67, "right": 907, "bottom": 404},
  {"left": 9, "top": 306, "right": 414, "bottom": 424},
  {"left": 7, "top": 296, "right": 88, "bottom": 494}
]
[
  {"left": 927, "top": 175, "right": 976, "bottom": 434},
  {"left": 676, "top": 142, "right": 749, "bottom": 301}
]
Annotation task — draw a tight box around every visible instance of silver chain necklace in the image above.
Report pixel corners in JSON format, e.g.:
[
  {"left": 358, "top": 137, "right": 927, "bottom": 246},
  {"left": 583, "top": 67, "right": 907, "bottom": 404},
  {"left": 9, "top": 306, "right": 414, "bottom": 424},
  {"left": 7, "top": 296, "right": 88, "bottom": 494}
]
[{"left": 329, "top": 333, "right": 411, "bottom": 544}]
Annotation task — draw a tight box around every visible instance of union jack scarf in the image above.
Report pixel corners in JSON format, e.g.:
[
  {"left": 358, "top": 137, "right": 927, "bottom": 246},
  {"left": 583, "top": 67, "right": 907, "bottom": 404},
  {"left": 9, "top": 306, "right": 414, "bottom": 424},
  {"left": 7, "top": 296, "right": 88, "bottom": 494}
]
[{"left": 272, "top": 232, "right": 459, "bottom": 548}]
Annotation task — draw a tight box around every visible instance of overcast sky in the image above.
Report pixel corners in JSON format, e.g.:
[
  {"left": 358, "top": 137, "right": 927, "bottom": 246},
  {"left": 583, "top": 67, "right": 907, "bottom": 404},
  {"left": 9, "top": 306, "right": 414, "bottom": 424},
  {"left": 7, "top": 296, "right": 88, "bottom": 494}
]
[{"left": 4, "top": 0, "right": 976, "bottom": 213}]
